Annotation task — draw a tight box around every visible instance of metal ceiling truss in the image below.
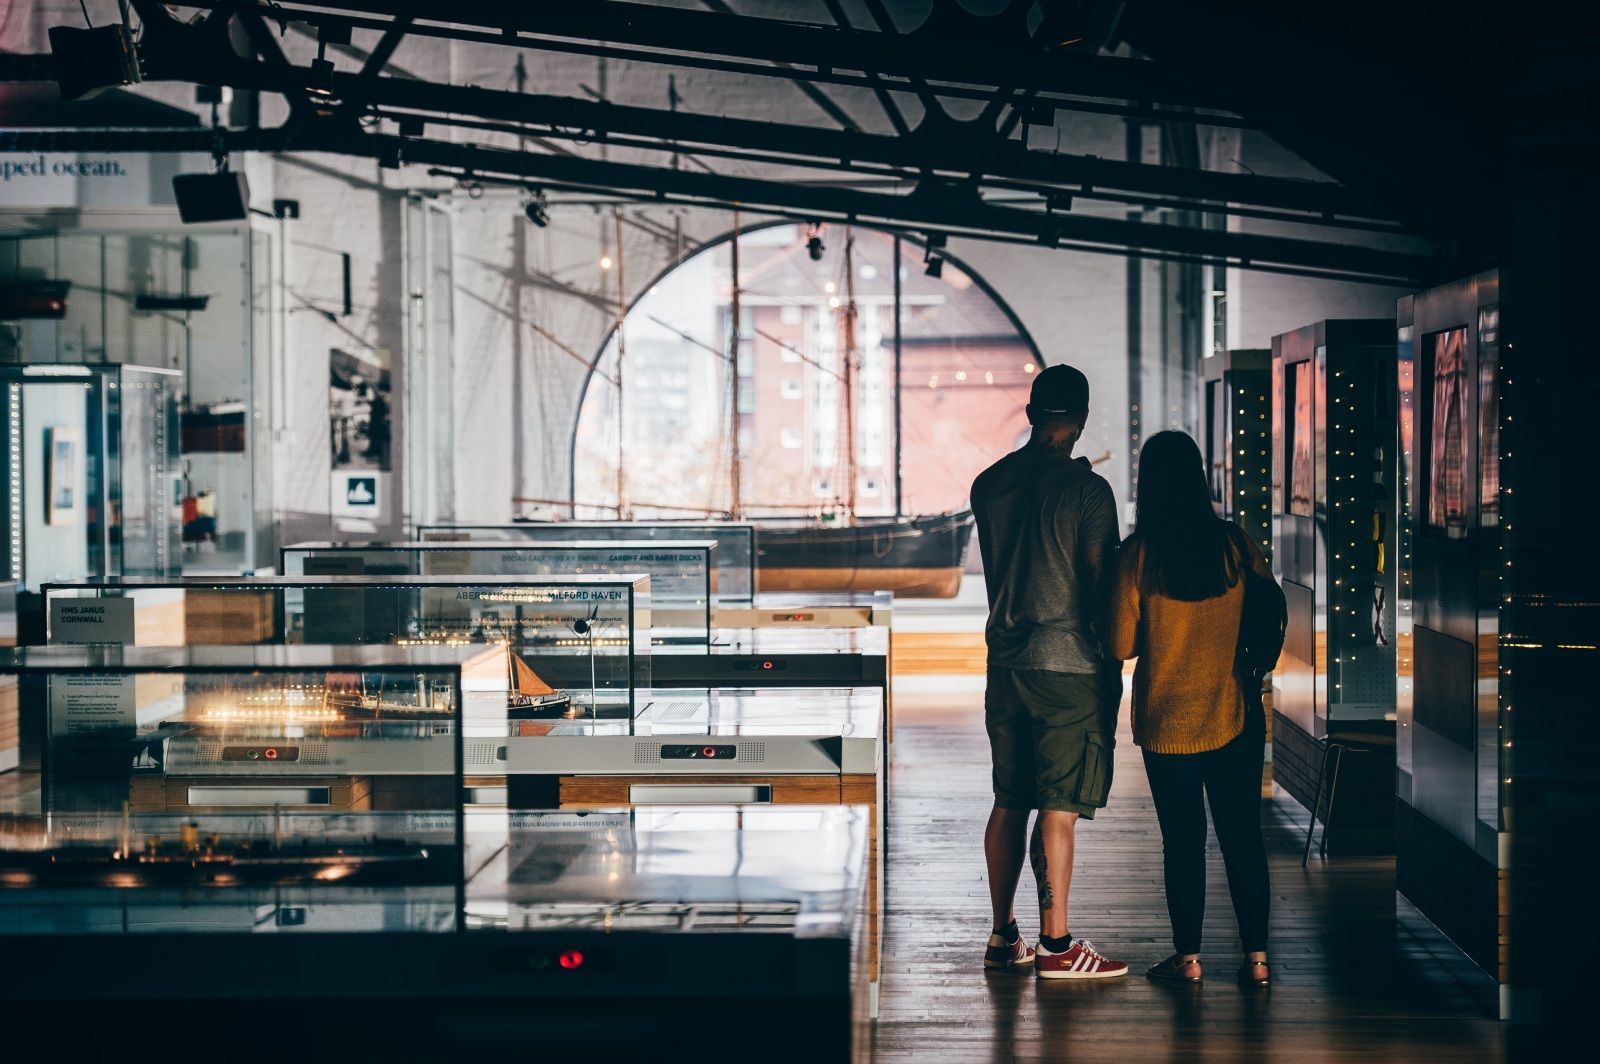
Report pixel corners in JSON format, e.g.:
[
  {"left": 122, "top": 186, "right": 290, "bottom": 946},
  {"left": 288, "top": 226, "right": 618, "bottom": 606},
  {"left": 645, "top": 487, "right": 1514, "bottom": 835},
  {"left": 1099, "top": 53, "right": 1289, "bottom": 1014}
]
[
  {"left": 165, "top": 0, "right": 1251, "bottom": 121},
  {"left": 159, "top": 54, "right": 1403, "bottom": 225},
  {"left": 0, "top": 121, "right": 1446, "bottom": 287},
  {"left": 12, "top": 1, "right": 1471, "bottom": 283}
]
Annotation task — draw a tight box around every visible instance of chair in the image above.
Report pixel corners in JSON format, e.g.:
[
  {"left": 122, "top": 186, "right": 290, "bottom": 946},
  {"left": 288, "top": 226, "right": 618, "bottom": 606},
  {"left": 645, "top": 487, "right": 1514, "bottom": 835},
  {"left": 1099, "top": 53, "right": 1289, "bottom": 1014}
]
[{"left": 1302, "top": 727, "right": 1397, "bottom": 865}]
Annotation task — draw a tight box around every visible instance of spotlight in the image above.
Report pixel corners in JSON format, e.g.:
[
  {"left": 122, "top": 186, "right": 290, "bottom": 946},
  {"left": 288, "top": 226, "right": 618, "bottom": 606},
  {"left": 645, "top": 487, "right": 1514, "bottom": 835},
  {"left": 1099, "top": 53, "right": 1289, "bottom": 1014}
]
[
  {"left": 523, "top": 191, "right": 549, "bottom": 227},
  {"left": 805, "top": 222, "right": 826, "bottom": 261},
  {"left": 924, "top": 255, "right": 944, "bottom": 279},
  {"left": 172, "top": 170, "right": 251, "bottom": 223},
  {"left": 307, "top": 58, "right": 336, "bottom": 96},
  {"left": 47, "top": 23, "right": 142, "bottom": 100}
]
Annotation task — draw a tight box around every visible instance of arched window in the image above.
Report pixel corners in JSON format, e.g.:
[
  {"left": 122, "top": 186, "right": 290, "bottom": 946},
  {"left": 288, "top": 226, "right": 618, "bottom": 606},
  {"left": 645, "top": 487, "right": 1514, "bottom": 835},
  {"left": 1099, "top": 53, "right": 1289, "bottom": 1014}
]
[{"left": 573, "top": 223, "right": 1044, "bottom": 520}]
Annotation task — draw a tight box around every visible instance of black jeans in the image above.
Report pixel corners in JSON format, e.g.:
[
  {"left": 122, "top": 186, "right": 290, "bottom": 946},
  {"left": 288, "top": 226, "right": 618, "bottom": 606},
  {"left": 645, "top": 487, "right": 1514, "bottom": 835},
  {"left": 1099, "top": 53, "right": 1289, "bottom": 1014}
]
[{"left": 1141, "top": 709, "right": 1270, "bottom": 955}]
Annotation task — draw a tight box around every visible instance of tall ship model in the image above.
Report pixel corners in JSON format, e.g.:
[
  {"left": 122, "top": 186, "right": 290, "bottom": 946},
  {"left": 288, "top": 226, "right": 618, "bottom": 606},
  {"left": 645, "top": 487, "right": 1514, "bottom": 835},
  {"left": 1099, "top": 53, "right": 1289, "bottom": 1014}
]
[
  {"left": 748, "top": 229, "right": 973, "bottom": 597},
  {"left": 750, "top": 509, "right": 973, "bottom": 598},
  {"left": 544, "top": 224, "right": 976, "bottom": 598}
]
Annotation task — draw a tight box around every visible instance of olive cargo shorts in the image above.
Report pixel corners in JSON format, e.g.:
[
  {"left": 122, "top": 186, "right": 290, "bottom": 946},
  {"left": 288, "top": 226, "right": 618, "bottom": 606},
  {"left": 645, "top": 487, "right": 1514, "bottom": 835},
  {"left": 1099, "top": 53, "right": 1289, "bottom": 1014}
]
[{"left": 985, "top": 666, "right": 1122, "bottom": 816}]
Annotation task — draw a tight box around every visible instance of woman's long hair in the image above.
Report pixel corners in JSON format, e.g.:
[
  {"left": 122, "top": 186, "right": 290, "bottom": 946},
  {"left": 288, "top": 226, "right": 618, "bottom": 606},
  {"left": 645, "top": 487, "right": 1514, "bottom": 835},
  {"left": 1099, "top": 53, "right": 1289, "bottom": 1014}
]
[{"left": 1132, "top": 431, "right": 1236, "bottom": 601}]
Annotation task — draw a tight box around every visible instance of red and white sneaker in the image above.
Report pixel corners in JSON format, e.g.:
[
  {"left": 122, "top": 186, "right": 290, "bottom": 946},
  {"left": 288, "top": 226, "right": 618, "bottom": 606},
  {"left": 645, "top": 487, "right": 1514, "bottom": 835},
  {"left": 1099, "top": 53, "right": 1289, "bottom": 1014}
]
[
  {"left": 983, "top": 931, "right": 1036, "bottom": 970},
  {"left": 1035, "top": 938, "right": 1129, "bottom": 979}
]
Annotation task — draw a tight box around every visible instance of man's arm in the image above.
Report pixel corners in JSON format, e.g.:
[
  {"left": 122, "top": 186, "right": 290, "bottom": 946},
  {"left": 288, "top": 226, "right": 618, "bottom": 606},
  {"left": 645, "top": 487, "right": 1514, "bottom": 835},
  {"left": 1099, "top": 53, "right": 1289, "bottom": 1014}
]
[
  {"left": 971, "top": 475, "right": 998, "bottom": 609},
  {"left": 1079, "top": 478, "right": 1120, "bottom": 647},
  {"left": 1105, "top": 541, "right": 1142, "bottom": 662}
]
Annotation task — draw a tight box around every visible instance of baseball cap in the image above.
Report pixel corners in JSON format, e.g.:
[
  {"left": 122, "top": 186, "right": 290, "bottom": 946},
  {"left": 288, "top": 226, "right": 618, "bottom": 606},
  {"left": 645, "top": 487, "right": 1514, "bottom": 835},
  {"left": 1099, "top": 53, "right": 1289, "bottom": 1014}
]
[{"left": 1029, "top": 363, "right": 1089, "bottom": 416}]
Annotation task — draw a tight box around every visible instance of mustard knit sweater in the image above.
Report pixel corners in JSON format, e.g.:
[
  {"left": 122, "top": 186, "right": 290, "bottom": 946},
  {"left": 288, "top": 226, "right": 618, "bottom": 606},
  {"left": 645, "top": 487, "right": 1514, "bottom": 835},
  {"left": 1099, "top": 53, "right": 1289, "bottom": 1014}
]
[{"left": 1106, "top": 527, "right": 1272, "bottom": 755}]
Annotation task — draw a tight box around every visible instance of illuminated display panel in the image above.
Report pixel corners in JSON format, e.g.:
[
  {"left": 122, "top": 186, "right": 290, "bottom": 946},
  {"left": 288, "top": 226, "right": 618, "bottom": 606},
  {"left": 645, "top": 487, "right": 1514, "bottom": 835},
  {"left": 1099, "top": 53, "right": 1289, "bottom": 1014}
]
[{"left": 1424, "top": 327, "right": 1470, "bottom": 538}]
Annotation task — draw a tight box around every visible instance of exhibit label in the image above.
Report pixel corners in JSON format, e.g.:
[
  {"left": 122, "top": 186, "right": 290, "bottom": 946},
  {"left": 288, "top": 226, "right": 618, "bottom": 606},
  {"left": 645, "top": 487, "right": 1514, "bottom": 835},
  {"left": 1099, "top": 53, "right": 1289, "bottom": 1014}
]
[
  {"left": 48, "top": 673, "right": 137, "bottom": 736},
  {"left": 49, "top": 597, "right": 136, "bottom": 645}
]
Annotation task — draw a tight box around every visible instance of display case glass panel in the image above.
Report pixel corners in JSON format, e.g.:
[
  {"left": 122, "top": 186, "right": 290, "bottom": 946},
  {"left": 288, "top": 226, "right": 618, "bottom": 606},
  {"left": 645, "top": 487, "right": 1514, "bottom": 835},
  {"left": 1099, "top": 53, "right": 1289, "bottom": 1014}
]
[
  {"left": 0, "top": 650, "right": 868, "bottom": 943},
  {"left": 658, "top": 625, "right": 888, "bottom": 658},
  {"left": 526, "top": 685, "right": 882, "bottom": 740},
  {"left": 420, "top": 522, "right": 756, "bottom": 601},
  {"left": 282, "top": 540, "right": 711, "bottom": 641},
  {"left": 0, "top": 364, "right": 182, "bottom": 590},
  {"left": 0, "top": 643, "right": 502, "bottom": 934},
  {"left": 0, "top": 227, "right": 275, "bottom": 574},
  {"left": 462, "top": 806, "right": 868, "bottom": 939},
  {"left": 42, "top": 574, "right": 649, "bottom": 715}
]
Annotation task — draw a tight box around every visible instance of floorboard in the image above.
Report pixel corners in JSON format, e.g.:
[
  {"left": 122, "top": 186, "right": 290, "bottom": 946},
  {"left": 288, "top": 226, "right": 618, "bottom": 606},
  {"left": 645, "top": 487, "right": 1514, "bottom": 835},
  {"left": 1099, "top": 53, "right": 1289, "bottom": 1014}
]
[{"left": 873, "top": 695, "right": 1504, "bottom": 1063}]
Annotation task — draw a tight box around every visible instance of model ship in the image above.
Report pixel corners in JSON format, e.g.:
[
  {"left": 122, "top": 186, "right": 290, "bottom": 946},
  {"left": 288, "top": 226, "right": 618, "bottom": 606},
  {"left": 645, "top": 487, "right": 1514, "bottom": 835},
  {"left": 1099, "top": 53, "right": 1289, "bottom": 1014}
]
[
  {"left": 193, "top": 657, "right": 570, "bottom": 724},
  {"left": 314, "top": 674, "right": 457, "bottom": 720},
  {"left": 0, "top": 806, "right": 451, "bottom": 889},
  {"left": 507, "top": 652, "right": 573, "bottom": 720},
  {"left": 753, "top": 510, "right": 974, "bottom": 598},
  {"left": 528, "top": 226, "right": 976, "bottom": 597}
]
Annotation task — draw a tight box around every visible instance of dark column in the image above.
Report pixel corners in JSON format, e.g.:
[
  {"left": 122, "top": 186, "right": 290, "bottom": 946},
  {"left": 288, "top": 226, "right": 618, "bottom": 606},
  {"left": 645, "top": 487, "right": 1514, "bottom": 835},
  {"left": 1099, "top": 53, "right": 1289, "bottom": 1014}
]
[{"left": 1499, "top": 127, "right": 1600, "bottom": 1040}]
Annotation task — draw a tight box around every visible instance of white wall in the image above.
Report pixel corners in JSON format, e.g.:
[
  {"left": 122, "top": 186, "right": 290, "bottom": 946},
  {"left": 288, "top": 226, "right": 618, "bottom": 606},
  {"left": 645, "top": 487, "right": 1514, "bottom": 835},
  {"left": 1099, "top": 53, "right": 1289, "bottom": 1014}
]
[{"left": 1212, "top": 130, "right": 1417, "bottom": 350}]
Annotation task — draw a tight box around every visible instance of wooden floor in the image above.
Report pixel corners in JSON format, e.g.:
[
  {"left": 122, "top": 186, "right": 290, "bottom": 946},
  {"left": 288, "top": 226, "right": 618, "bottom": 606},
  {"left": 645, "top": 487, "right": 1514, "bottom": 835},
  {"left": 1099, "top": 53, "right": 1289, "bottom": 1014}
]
[{"left": 872, "top": 693, "right": 1505, "bottom": 1063}]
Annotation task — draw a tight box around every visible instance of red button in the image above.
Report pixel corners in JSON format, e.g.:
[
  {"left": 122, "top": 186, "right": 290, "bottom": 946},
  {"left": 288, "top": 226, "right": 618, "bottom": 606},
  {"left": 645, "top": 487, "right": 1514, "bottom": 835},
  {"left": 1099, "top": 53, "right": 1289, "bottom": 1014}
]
[
  {"left": 762, "top": 660, "right": 773, "bottom": 670},
  {"left": 703, "top": 746, "right": 717, "bottom": 758},
  {"left": 264, "top": 748, "right": 279, "bottom": 760},
  {"left": 558, "top": 950, "right": 584, "bottom": 970}
]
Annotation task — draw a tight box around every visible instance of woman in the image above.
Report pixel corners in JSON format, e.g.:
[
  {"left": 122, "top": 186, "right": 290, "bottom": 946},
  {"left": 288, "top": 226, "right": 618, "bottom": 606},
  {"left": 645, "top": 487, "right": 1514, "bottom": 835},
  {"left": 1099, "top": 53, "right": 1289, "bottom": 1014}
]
[{"left": 1107, "top": 430, "right": 1272, "bottom": 986}]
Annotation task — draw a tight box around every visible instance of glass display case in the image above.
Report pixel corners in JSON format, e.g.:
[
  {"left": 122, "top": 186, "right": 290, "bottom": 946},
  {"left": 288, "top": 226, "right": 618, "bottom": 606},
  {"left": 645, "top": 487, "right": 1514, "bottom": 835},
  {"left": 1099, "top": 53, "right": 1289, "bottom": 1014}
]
[
  {"left": 1200, "top": 349, "right": 1272, "bottom": 556},
  {"left": 504, "top": 686, "right": 885, "bottom": 991},
  {"left": 1270, "top": 320, "right": 1398, "bottom": 735},
  {"left": 282, "top": 539, "right": 713, "bottom": 639},
  {"left": 41, "top": 573, "right": 650, "bottom": 715},
  {"left": 0, "top": 644, "right": 506, "bottom": 818},
  {"left": 0, "top": 363, "right": 182, "bottom": 595},
  {"left": 420, "top": 521, "right": 757, "bottom": 602},
  {"left": 0, "top": 799, "right": 869, "bottom": 1055},
  {"left": 0, "top": 226, "right": 278, "bottom": 575}
]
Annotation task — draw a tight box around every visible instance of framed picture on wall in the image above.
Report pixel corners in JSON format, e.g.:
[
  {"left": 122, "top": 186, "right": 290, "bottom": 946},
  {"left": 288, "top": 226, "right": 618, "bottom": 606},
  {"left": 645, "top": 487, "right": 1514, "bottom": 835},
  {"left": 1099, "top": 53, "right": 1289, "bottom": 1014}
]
[{"left": 45, "top": 426, "right": 80, "bottom": 526}]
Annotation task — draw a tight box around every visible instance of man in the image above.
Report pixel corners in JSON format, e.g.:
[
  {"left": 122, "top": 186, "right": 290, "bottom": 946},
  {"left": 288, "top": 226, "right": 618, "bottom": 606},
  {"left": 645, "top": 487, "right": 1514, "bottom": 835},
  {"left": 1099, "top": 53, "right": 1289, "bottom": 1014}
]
[{"left": 971, "top": 363, "right": 1127, "bottom": 979}]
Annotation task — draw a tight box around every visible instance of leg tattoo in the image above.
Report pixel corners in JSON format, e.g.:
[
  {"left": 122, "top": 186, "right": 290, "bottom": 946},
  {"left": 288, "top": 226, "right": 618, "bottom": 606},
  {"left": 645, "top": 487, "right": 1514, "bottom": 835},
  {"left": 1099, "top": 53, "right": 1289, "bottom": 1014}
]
[{"left": 1032, "top": 847, "right": 1055, "bottom": 911}]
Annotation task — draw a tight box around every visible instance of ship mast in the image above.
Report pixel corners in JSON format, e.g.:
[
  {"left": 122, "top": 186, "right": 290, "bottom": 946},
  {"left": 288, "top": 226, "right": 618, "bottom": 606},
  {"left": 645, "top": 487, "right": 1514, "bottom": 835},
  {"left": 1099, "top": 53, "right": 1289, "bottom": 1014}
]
[
  {"left": 613, "top": 206, "right": 630, "bottom": 519},
  {"left": 726, "top": 210, "right": 744, "bottom": 520},
  {"left": 840, "top": 230, "right": 859, "bottom": 525},
  {"left": 892, "top": 236, "right": 903, "bottom": 518}
]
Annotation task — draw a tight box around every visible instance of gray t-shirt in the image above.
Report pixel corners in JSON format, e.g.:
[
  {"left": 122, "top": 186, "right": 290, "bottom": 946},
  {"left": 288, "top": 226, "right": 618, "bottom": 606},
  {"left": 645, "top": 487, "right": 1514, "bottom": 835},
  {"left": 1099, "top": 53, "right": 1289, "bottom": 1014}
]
[{"left": 972, "top": 444, "right": 1120, "bottom": 673}]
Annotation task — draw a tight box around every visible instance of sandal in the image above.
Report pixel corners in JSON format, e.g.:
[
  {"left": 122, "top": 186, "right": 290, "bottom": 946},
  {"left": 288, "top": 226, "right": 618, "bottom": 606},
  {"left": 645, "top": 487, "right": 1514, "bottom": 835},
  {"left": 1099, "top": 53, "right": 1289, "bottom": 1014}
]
[
  {"left": 1145, "top": 954, "right": 1203, "bottom": 983},
  {"left": 1237, "top": 960, "right": 1271, "bottom": 987}
]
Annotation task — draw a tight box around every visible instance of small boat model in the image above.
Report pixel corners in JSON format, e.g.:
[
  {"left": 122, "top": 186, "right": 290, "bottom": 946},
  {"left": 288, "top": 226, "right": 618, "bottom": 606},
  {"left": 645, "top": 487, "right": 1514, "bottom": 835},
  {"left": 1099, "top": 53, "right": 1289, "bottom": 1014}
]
[{"left": 506, "top": 653, "right": 573, "bottom": 720}]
